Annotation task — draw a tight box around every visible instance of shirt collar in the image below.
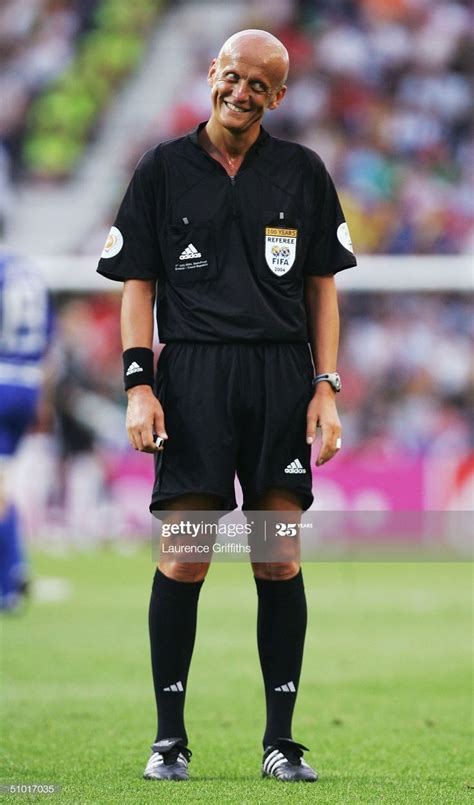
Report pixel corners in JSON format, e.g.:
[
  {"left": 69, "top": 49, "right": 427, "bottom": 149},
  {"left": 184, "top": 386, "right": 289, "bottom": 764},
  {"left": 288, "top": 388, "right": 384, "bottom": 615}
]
[{"left": 188, "top": 121, "right": 270, "bottom": 156}]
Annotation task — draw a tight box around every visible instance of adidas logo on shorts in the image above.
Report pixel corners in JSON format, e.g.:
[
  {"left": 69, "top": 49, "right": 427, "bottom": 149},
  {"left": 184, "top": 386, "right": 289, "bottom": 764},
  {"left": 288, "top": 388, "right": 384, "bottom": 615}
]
[{"left": 284, "top": 459, "right": 306, "bottom": 474}]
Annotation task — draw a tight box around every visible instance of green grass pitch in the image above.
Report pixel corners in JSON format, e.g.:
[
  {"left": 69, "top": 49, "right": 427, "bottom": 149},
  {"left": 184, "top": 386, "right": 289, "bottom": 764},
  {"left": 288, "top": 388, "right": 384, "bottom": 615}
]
[{"left": 2, "top": 550, "right": 472, "bottom": 804}]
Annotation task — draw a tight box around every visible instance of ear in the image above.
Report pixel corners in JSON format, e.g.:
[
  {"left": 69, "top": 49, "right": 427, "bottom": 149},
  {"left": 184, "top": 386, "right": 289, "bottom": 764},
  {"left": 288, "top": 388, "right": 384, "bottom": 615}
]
[
  {"left": 207, "top": 58, "right": 218, "bottom": 87},
  {"left": 268, "top": 85, "right": 287, "bottom": 111}
]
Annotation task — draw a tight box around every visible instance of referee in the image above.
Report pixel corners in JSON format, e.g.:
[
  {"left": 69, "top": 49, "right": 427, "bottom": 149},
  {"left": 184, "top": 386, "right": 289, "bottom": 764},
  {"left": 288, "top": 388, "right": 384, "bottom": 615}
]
[{"left": 97, "top": 29, "right": 356, "bottom": 783}]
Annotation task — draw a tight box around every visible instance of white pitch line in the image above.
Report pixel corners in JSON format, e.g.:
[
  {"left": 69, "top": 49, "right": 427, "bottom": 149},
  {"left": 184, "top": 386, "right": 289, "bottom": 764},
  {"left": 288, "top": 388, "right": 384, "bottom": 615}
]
[{"left": 33, "top": 577, "right": 72, "bottom": 603}]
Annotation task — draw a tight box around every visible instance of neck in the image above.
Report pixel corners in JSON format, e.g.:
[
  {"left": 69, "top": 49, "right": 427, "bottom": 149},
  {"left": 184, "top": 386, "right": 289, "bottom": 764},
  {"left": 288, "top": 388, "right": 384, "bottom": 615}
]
[{"left": 202, "top": 117, "right": 261, "bottom": 160}]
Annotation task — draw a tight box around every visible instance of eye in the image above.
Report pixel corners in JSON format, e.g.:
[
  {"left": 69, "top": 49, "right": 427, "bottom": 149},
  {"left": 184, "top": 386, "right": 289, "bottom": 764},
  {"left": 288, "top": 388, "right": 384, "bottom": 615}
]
[
  {"left": 251, "top": 81, "right": 268, "bottom": 93},
  {"left": 224, "top": 72, "right": 238, "bottom": 81}
]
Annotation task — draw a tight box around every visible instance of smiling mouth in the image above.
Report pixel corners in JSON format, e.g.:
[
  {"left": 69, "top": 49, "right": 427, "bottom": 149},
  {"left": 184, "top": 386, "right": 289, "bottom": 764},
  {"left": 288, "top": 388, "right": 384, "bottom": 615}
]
[{"left": 224, "top": 101, "right": 251, "bottom": 114}]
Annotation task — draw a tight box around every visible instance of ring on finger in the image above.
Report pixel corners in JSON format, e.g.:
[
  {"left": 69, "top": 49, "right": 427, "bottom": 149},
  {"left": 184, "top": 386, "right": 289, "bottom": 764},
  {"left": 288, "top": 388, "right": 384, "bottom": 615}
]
[{"left": 336, "top": 437, "right": 342, "bottom": 450}]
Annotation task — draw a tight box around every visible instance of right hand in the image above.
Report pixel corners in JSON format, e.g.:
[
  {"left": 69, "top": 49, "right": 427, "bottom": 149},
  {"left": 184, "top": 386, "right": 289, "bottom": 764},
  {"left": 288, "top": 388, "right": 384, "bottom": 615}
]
[{"left": 126, "top": 385, "right": 167, "bottom": 453}]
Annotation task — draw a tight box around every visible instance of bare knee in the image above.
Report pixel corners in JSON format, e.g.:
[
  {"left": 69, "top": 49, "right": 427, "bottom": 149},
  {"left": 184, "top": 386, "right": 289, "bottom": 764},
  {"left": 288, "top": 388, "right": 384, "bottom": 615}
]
[
  {"left": 158, "top": 561, "right": 210, "bottom": 583},
  {"left": 252, "top": 561, "right": 300, "bottom": 581}
]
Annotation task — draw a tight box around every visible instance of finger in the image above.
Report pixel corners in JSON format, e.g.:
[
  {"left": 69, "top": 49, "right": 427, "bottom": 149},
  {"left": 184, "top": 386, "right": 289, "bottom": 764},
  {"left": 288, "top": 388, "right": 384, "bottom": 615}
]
[
  {"left": 316, "top": 428, "right": 341, "bottom": 466},
  {"left": 127, "top": 425, "right": 140, "bottom": 451},
  {"left": 152, "top": 425, "right": 167, "bottom": 451},
  {"left": 306, "top": 412, "right": 317, "bottom": 445},
  {"left": 316, "top": 446, "right": 337, "bottom": 466},
  {"left": 141, "top": 444, "right": 158, "bottom": 454},
  {"left": 140, "top": 424, "right": 160, "bottom": 453},
  {"left": 134, "top": 428, "right": 146, "bottom": 452},
  {"left": 126, "top": 408, "right": 142, "bottom": 451},
  {"left": 154, "top": 410, "right": 168, "bottom": 442}
]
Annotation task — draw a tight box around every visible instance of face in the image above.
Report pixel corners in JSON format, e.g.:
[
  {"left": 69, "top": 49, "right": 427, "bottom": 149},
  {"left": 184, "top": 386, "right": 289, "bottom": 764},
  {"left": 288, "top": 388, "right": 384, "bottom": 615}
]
[{"left": 207, "top": 49, "right": 287, "bottom": 134}]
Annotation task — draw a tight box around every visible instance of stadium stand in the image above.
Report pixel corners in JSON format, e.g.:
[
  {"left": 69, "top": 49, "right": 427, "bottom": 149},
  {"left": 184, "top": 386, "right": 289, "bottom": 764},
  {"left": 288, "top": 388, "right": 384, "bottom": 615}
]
[
  {"left": 0, "top": 0, "right": 163, "bottom": 183},
  {"left": 118, "top": 0, "right": 473, "bottom": 255},
  {"left": 1, "top": 1, "right": 472, "bottom": 254},
  {"left": 1, "top": 1, "right": 472, "bottom": 539}
]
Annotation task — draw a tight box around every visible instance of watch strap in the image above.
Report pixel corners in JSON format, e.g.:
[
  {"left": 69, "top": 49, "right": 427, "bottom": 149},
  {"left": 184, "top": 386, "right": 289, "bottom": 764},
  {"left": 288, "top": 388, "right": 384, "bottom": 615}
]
[{"left": 312, "top": 372, "right": 341, "bottom": 391}]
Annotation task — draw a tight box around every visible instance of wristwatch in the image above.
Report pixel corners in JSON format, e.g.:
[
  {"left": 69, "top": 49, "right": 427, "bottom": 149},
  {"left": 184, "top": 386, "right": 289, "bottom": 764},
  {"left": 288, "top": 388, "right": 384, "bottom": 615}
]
[{"left": 312, "top": 372, "right": 342, "bottom": 392}]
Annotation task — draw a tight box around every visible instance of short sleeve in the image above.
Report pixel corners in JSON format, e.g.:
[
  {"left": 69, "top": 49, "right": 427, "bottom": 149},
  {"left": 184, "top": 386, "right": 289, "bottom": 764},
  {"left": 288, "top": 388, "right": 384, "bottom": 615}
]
[
  {"left": 303, "top": 155, "right": 357, "bottom": 277},
  {"left": 96, "top": 149, "right": 162, "bottom": 282}
]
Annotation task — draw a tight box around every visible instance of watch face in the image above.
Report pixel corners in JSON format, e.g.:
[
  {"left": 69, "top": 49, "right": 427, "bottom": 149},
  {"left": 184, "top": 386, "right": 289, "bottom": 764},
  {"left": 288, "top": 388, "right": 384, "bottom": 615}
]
[{"left": 334, "top": 373, "right": 342, "bottom": 391}]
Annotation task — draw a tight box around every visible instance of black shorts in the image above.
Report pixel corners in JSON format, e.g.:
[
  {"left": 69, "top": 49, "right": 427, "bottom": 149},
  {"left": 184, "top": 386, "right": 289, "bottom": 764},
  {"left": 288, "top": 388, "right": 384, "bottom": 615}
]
[{"left": 150, "top": 343, "right": 314, "bottom": 511}]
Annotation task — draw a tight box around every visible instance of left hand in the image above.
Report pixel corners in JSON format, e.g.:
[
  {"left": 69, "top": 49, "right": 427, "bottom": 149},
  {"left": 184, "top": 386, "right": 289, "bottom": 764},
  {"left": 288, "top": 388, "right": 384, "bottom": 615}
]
[{"left": 306, "top": 387, "right": 342, "bottom": 466}]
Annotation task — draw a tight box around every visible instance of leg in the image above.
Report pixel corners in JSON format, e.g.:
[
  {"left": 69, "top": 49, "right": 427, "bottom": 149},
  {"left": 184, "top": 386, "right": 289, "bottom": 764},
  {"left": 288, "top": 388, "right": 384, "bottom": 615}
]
[
  {"left": 144, "top": 342, "right": 238, "bottom": 777},
  {"left": 251, "top": 489, "right": 307, "bottom": 749},
  {"left": 235, "top": 345, "right": 316, "bottom": 775},
  {"left": 158, "top": 493, "right": 221, "bottom": 582},
  {"left": 0, "top": 387, "right": 39, "bottom": 611},
  {"left": 0, "top": 463, "right": 28, "bottom": 611},
  {"left": 149, "top": 494, "right": 221, "bottom": 745},
  {"left": 251, "top": 488, "right": 302, "bottom": 581}
]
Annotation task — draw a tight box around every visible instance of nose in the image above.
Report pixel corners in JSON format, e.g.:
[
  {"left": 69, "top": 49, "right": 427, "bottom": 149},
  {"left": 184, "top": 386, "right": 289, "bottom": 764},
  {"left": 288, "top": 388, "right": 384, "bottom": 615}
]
[{"left": 232, "top": 80, "right": 249, "bottom": 102}]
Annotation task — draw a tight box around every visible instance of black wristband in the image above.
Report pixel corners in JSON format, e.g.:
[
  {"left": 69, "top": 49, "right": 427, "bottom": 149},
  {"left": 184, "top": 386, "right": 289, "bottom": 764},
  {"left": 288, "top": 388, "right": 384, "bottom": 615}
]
[{"left": 123, "top": 347, "right": 154, "bottom": 390}]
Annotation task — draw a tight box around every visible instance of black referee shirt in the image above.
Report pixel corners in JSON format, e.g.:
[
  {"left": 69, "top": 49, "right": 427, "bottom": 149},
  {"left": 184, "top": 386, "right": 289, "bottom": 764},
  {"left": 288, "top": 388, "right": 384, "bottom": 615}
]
[{"left": 97, "top": 123, "right": 357, "bottom": 343}]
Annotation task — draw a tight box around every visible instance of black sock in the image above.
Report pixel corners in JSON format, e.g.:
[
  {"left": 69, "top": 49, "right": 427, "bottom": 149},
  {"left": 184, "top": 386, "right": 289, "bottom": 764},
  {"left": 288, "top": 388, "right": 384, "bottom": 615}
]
[
  {"left": 148, "top": 568, "right": 204, "bottom": 745},
  {"left": 254, "top": 570, "right": 307, "bottom": 748}
]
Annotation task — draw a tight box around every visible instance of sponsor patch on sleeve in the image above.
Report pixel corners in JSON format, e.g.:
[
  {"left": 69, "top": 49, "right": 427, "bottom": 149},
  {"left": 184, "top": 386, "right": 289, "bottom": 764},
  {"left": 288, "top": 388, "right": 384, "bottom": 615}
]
[
  {"left": 336, "top": 222, "right": 353, "bottom": 253},
  {"left": 101, "top": 226, "right": 123, "bottom": 259}
]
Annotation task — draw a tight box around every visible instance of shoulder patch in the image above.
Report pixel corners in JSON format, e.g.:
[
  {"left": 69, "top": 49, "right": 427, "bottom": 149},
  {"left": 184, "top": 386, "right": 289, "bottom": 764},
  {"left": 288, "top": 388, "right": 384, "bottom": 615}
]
[
  {"left": 101, "top": 226, "right": 123, "bottom": 259},
  {"left": 337, "top": 222, "right": 353, "bottom": 253}
]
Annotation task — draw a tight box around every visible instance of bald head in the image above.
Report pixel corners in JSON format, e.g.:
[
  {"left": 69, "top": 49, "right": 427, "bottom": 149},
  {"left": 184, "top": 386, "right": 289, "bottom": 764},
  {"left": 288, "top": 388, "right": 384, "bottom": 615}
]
[
  {"left": 206, "top": 29, "right": 289, "bottom": 137},
  {"left": 217, "top": 29, "right": 289, "bottom": 88}
]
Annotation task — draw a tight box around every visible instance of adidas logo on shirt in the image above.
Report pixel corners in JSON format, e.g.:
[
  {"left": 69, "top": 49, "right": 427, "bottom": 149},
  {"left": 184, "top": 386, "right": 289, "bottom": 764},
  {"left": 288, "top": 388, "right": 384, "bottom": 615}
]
[
  {"left": 274, "top": 681, "right": 296, "bottom": 692},
  {"left": 163, "top": 681, "right": 184, "bottom": 692},
  {"left": 126, "top": 361, "right": 143, "bottom": 376},
  {"left": 179, "top": 243, "right": 201, "bottom": 260},
  {"left": 284, "top": 459, "right": 306, "bottom": 474}
]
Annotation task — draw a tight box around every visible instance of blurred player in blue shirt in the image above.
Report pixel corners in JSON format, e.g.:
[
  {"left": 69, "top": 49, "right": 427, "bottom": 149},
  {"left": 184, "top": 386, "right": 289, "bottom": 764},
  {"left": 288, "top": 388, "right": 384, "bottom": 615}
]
[{"left": 0, "top": 252, "right": 53, "bottom": 611}]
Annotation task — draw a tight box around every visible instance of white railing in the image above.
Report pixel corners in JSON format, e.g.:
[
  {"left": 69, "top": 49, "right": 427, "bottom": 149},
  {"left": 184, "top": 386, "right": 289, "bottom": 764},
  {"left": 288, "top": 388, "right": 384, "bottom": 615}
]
[{"left": 30, "top": 254, "right": 473, "bottom": 292}]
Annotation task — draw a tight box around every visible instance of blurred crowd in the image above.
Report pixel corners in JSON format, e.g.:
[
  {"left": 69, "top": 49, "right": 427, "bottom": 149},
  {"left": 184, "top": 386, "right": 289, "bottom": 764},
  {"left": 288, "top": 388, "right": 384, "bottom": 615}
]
[
  {"left": 6, "top": 286, "right": 471, "bottom": 543},
  {"left": 1, "top": 1, "right": 472, "bottom": 252},
  {"left": 18, "top": 291, "right": 472, "bottom": 513},
  {"left": 0, "top": 0, "right": 160, "bottom": 188},
  {"left": 123, "top": 0, "right": 473, "bottom": 255},
  {"left": 49, "top": 291, "right": 471, "bottom": 459},
  {"left": 338, "top": 292, "right": 473, "bottom": 458},
  {"left": 0, "top": 0, "right": 99, "bottom": 222}
]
